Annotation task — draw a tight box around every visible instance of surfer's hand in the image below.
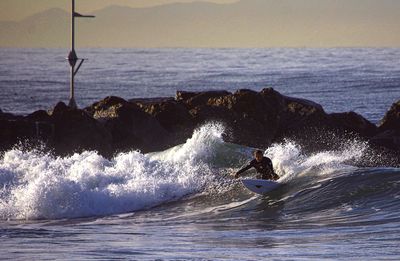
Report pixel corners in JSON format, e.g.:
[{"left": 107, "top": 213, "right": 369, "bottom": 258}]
[{"left": 233, "top": 172, "right": 239, "bottom": 179}]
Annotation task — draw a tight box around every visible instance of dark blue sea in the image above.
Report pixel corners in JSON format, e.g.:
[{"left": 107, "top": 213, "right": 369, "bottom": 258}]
[{"left": 1, "top": 48, "right": 400, "bottom": 260}]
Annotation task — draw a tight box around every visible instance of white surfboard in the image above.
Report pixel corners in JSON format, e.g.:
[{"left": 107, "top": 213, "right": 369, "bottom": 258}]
[{"left": 241, "top": 179, "right": 281, "bottom": 195}]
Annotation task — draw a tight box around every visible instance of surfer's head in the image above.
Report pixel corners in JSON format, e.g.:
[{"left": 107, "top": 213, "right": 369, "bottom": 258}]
[{"left": 254, "top": 150, "right": 264, "bottom": 162}]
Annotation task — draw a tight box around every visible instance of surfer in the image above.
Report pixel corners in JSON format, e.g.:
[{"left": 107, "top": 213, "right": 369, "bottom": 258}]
[{"left": 234, "top": 150, "right": 279, "bottom": 180}]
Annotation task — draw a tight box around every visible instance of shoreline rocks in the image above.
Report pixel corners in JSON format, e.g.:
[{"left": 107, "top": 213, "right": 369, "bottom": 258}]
[{"left": 0, "top": 88, "right": 399, "bottom": 165}]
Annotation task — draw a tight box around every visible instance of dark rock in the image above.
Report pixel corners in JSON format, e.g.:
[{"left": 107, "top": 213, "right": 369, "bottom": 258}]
[
  {"left": 132, "top": 96, "right": 197, "bottom": 146},
  {"left": 259, "top": 88, "right": 286, "bottom": 114},
  {"left": 86, "top": 96, "right": 170, "bottom": 153},
  {"left": 176, "top": 90, "right": 199, "bottom": 101},
  {"left": 189, "top": 104, "right": 232, "bottom": 123},
  {"left": 0, "top": 109, "right": 21, "bottom": 121},
  {"left": 209, "top": 89, "right": 274, "bottom": 122},
  {"left": 285, "top": 96, "right": 325, "bottom": 115},
  {"left": 329, "top": 111, "right": 378, "bottom": 138},
  {"left": 370, "top": 130, "right": 400, "bottom": 151},
  {"left": 0, "top": 120, "right": 37, "bottom": 151},
  {"left": 2, "top": 90, "right": 400, "bottom": 163},
  {"left": 85, "top": 96, "right": 127, "bottom": 117},
  {"left": 202, "top": 89, "right": 281, "bottom": 147},
  {"left": 176, "top": 90, "right": 230, "bottom": 103},
  {"left": 379, "top": 100, "right": 400, "bottom": 133},
  {"left": 51, "top": 101, "right": 70, "bottom": 116},
  {"left": 178, "top": 90, "right": 231, "bottom": 108},
  {"left": 368, "top": 100, "right": 400, "bottom": 153},
  {"left": 0, "top": 109, "right": 53, "bottom": 152},
  {"left": 138, "top": 100, "right": 193, "bottom": 131},
  {"left": 25, "top": 110, "right": 51, "bottom": 122},
  {"left": 86, "top": 96, "right": 131, "bottom": 119},
  {"left": 130, "top": 97, "right": 174, "bottom": 105},
  {"left": 49, "top": 103, "right": 112, "bottom": 156},
  {"left": 274, "top": 93, "right": 328, "bottom": 138}
]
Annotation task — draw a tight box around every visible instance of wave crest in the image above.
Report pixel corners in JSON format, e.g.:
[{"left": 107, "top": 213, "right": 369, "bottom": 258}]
[{"left": 0, "top": 123, "right": 226, "bottom": 220}]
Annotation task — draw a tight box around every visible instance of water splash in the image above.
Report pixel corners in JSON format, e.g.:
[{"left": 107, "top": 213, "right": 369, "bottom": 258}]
[
  {"left": 265, "top": 139, "right": 367, "bottom": 183},
  {"left": 0, "top": 122, "right": 385, "bottom": 221},
  {"left": 0, "top": 123, "right": 227, "bottom": 220}
]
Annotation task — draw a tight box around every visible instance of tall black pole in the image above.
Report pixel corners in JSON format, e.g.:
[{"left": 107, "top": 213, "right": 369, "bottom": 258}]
[
  {"left": 68, "top": 0, "right": 78, "bottom": 108},
  {"left": 67, "top": 0, "right": 94, "bottom": 109}
]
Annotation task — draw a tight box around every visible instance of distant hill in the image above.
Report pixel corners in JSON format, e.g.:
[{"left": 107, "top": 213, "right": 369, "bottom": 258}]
[{"left": 1, "top": 0, "right": 400, "bottom": 48}]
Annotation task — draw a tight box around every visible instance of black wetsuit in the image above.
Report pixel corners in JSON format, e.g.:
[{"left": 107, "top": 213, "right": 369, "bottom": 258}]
[{"left": 237, "top": 157, "right": 279, "bottom": 180}]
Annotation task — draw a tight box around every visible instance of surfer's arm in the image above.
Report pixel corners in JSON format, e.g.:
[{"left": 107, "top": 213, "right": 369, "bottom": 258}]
[{"left": 234, "top": 162, "right": 253, "bottom": 178}]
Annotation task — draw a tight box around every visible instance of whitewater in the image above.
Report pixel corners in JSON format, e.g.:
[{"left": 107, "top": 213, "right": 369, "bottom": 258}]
[{"left": 1, "top": 122, "right": 399, "bottom": 259}]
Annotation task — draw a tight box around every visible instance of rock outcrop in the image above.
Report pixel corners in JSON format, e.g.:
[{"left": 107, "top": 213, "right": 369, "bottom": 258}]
[
  {"left": 86, "top": 96, "right": 170, "bottom": 153},
  {"left": 0, "top": 89, "right": 399, "bottom": 165},
  {"left": 49, "top": 102, "right": 112, "bottom": 156},
  {"left": 370, "top": 100, "right": 400, "bottom": 151}
]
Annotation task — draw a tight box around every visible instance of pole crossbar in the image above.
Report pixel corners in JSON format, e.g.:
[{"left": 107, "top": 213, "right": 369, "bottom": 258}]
[{"left": 73, "top": 59, "right": 85, "bottom": 77}]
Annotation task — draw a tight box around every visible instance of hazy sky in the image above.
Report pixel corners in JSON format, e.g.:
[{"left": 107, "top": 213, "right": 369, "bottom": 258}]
[
  {"left": 1, "top": 0, "right": 399, "bottom": 48},
  {"left": 0, "top": 0, "right": 237, "bottom": 21}
]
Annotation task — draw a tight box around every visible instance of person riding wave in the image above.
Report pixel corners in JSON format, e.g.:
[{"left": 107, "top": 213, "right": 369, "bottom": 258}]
[{"left": 234, "top": 150, "right": 279, "bottom": 180}]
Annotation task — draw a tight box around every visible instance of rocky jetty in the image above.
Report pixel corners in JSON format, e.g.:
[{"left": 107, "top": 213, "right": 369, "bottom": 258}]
[
  {"left": 371, "top": 100, "right": 400, "bottom": 151},
  {"left": 0, "top": 88, "right": 399, "bottom": 164}
]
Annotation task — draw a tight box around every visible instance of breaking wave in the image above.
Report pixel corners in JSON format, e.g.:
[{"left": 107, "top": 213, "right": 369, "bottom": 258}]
[{"left": 1, "top": 122, "right": 398, "bottom": 222}]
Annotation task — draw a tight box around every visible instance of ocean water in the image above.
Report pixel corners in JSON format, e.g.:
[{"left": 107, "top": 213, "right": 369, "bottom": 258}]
[
  {"left": 1, "top": 48, "right": 400, "bottom": 260},
  {"left": 1, "top": 48, "right": 400, "bottom": 123}
]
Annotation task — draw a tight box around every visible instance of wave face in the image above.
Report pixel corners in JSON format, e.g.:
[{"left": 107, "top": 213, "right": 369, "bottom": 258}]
[{"left": 1, "top": 122, "right": 399, "bottom": 223}]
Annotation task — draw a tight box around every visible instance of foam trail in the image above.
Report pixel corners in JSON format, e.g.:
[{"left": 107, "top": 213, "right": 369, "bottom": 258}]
[
  {"left": 0, "top": 123, "right": 227, "bottom": 220},
  {"left": 265, "top": 139, "right": 367, "bottom": 183}
]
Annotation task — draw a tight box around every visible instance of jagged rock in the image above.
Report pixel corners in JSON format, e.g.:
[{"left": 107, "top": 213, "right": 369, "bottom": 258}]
[
  {"left": 379, "top": 100, "right": 400, "bottom": 133},
  {"left": 0, "top": 109, "right": 21, "bottom": 121},
  {"left": 370, "top": 100, "right": 400, "bottom": 152},
  {"left": 136, "top": 99, "right": 193, "bottom": 131},
  {"left": 25, "top": 110, "right": 51, "bottom": 122},
  {"left": 0, "top": 109, "right": 53, "bottom": 152},
  {"left": 200, "top": 89, "right": 281, "bottom": 147},
  {"left": 271, "top": 92, "right": 328, "bottom": 142},
  {"left": 329, "top": 111, "right": 378, "bottom": 138},
  {"left": 176, "top": 90, "right": 230, "bottom": 105},
  {"left": 370, "top": 130, "right": 400, "bottom": 151},
  {"left": 1, "top": 90, "right": 400, "bottom": 161},
  {"left": 50, "top": 102, "right": 112, "bottom": 156},
  {"left": 176, "top": 90, "right": 199, "bottom": 101},
  {"left": 86, "top": 96, "right": 170, "bottom": 153},
  {"left": 86, "top": 96, "right": 128, "bottom": 118},
  {"left": 51, "top": 101, "right": 70, "bottom": 116},
  {"left": 0, "top": 120, "right": 37, "bottom": 151},
  {"left": 259, "top": 88, "right": 286, "bottom": 114}
]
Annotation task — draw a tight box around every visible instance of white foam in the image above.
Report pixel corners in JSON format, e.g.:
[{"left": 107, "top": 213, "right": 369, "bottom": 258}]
[
  {"left": 0, "top": 123, "right": 226, "bottom": 220},
  {"left": 151, "top": 122, "right": 225, "bottom": 163},
  {"left": 0, "top": 122, "right": 371, "bottom": 220},
  {"left": 265, "top": 139, "right": 366, "bottom": 183}
]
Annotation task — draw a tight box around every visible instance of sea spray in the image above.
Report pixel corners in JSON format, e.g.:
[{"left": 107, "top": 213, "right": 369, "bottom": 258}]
[
  {"left": 152, "top": 122, "right": 226, "bottom": 163},
  {"left": 265, "top": 139, "right": 368, "bottom": 183},
  {"left": 151, "top": 122, "right": 242, "bottom": 196},
  {"left": 0, "top": 123, "right": 229, "bottom": 220},
  {"left": 0, "top": 122, "right": 380, "bottom": 220}
]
